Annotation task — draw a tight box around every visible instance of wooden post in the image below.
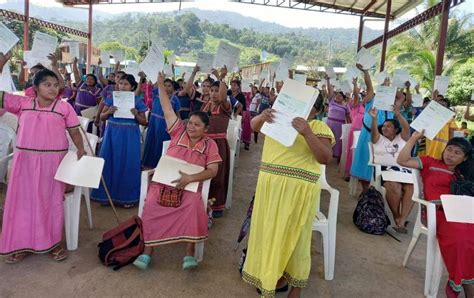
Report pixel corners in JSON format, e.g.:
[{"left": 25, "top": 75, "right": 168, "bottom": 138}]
[
  {"left": 23, "top": 0, "right": 29, "bottom": 51},
  {"left": 380, "top": 0, "right": 392, "bottom": 72},
  {"left": 86, "top": 1, "right": 93, "bottom": 73},
  {"left": 357, "top": 16, "right": 364, "bottom": 51},
  {"left": 435, "top": 0, "right": 451, "bottom": 76}
]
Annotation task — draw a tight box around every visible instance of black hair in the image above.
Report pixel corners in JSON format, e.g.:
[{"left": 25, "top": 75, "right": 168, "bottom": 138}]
[
  {"left": 439, "top": 98, "right": 450, "bottom": 108},
  {"left": 338, "top": 91, "right": 347, "bottom": 100},
  {"left": 189, "top": 111, "right": 210, "bottom": 127},
  {"left": 202, "top": 78, "right": 213, "bottom": 85},
  {"left": 120, "top": 74, "right": 138, "bottom": 91},
  {"left": 86, "top": 73, "right": 98, "bottom": 85},
  {"left": 33, "top": 69, "right": 59, "bottom": 87},
  {"left": 211, "top": 81, "right": 220, "bottom": 88},
  {"left": 423, "top": 98, "right": 431, "bottom": 104},
  {"left": 378, "top": 119, "right": 401, "bottom": 135},
  {"left": 445, "top": 137, "right": 473, "bottom": 181},
  {"left": 164, "top": 78, "right": 179, "bottom": 91},
  {"left": 31, "top": 64, "right": 46, "bottom": 72},
  {"left": 313, "top": 93, "right": 324, "bottom": 112},
  {"left": 177, "top": 78, "right": 184, "bottom": 83},
  {"left": 116, "top": 70, "right": 126, "bottom": 76},
  {"left": 231, "top": 80, "right": 241, "bottom": 87}
]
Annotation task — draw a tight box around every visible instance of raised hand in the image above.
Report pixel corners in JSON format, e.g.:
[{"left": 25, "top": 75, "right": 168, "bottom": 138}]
[
  {"left": 368, "top": 107, "right": 377, "bottom": 119},
  {"left": 157, "top": 71, "right": 166, "bottom": 86},
  {"left": 0, "top": 51, "right": 12, "bottom": 72},
  {"left": 261, "top": 108, "right": 275, "bottom": 124},
  {"left": 356, "top": 63, "right": 365, "bottom": 71},
  {"left": 412, "top": 129, "right": 425, "bottom": 140},
  {"left": 220, "top": 65, "right": 228, "bottom": 80},
  {"left": 193, "top": 65, "right": 200, "bottom": 74},
  {"left": 292, "top": 117, "right": 312, "bottom": 137},
  {"left": 47, "top": 53, "right": 58, "bottom": 67}
]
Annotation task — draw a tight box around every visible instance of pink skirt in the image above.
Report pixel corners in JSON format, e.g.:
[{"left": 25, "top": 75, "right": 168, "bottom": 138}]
[
  {"left": 142, "top": 182, "right": 208, "bottom": 246},
  {"left": 0, "top": 150, "right": 65, "bottom": 255},
  {"left": 241, "top": 110, "right": 252, "bottom": 144}
]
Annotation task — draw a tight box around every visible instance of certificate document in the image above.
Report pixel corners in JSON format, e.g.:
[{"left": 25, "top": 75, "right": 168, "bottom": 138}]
[
  {"left": 410, "top": 100, "right": 455, "bottom": 140},
  {"left": 213, "top": 41, "right": 241, "bottom": 71},
  {"left": 0, "top": 22, "right": 19, "bottom": 54},
  {"left": 140, "top": 43, "right": 164, "bottom": 82},
  {"left": 113, "top": 91, "right": 135, "bottom": 119},
  {"left": 31, "top": 31, "right": 58, "bottom": 60},
  {"left": 112, "top": 50, "right": 125, "bottom": 63},
  {"left": 293, "top": 74, "right": 307, "bottom": 84},
  {"left": 196, "top": 52, "right": 214, "bottom": 73},
  {"left": 55, "top": 152, "right": 104, "bottom": 189},
  {"left": 392, "top": 69, "right": 410, "bottom": 88},
  {"left": 441, "top": 195, "right": 474, "bottom": 224},
  {"left": 152, "top": 155, "right": 205, "bottom": 193},
  {"left": 356, "top": 47, "right": 376, "bottom": 70},
  {"left": 411, "top": 94, "right": 423, "bottom": 107},
  {"left": 374, "top": 86, "right": 397, "bottom": 111},
  {"left": 68, "top": 41, "right": 80, "bottom": 61},
  {"left": 434, "top": 75, "right": 450, "bottom": 95},
  {"left": 100, "top": 51, "right": 110, "bottom": 68},
  {"left": 375, "top": 71, "right": 389, "bottom": 84},
  {"left": 261, "top": 78, "right": 319, "bottom": 147}
]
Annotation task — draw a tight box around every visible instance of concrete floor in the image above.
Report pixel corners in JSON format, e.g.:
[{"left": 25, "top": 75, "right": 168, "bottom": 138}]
[{"left": 0, "top": 138, "right": 451, "bottom": 298}]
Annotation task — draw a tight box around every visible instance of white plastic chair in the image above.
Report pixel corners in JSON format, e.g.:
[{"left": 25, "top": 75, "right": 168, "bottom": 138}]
[
  {"left": 77, "top": 116, "right": 91, "bottom": 131},
  {"left": 64, "top": 132, "right": 99, "bottom": 251},
  {"left": 229, "top": 117, "right": 242, "bottom": 166},
  {"left": 312, "top": 164, "right": 340, "bottom": 280},
  {"left": 0, "top": 123, "right": 15, "bottom": 184},
  {"left": 402, "top": 170, "right": 443, "bottom": 298},
  {"left": 348, "top": 130, "right": 360, "bottom": 197},
  {"left": 225, "top": 123, "right": 239, "bottom": 209},
  {"left": 138, "top": 140, "right": 210, "bottom": 262}
]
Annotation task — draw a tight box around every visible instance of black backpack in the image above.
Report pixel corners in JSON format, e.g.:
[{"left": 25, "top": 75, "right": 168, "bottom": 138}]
[{"left": 353, "top": 187, "right": 390, "bottom": 235}]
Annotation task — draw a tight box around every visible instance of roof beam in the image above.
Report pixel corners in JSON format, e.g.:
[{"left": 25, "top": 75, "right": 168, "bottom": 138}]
[{"left": 363, "top": 0, "right": 465, "bottom": 48}]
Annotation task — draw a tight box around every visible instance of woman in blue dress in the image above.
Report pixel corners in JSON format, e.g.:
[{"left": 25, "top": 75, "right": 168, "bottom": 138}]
[
  {"left": 350, "top": 64, "right": 394, "bottom": 194},
  {"left": 142, "top": 78, "right": 181, "bottom": 169},
  {"left": 91, "top": 74, "right": 148, "bottom": 207}
]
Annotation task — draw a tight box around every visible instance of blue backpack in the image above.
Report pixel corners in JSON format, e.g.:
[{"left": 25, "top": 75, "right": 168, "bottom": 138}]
[{"left": 353, "top": 187, "right": 390, "bottom": 235}]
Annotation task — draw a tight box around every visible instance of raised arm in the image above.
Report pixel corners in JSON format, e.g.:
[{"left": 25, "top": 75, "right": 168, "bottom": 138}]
[
  {"left": 97, "top": 58, "right": 109, "bottom": 86},
  {"left": 326, "top": 74, "right": 334, "bottom": 98},
  {"left": 397, "top": 130, "right": 424, "bottom": 169},
  {"left": 369, "top": 107, "right": 380, "bottom": 143},
  {"left": 49, "top": 53, "right": 65, "bottom": 91},
  {"left": 465, "top": 102, "right": 474, "bottom": 121},
  {"left": 357, "top": 63, "right": 374, "bottom": 105},
  {"left": 156, "top": 72, "right": 178, "bottom": 128},
  {"left": 215, "top": 66, "right": 231, "bottom": 111},
  {"left": 352, "top": 77, "right": 360, "bottom": 105},
  {"left": 393, "top": 95, "right": 411, "bottom": 141},
  {"left": 179, "top": 65, "right": 199, "bottom": 97},
  {"left": 72, "top": 57, "right": 81, "bottom": 85},
  {"left": 113, "top": 60, "right": 121, "bottom": 74}
]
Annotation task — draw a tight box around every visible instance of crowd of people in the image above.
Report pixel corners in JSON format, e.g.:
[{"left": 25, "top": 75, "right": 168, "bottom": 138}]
[{"left": 0, "top": 44, "right": 473, "bottom": 298}]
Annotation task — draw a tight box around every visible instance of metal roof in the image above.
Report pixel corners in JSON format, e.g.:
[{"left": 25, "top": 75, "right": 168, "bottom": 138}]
[{"left": 57, "top": 0, "right": 424, "bottom": 19}]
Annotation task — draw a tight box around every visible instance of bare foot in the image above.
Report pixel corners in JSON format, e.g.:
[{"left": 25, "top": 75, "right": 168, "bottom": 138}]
[{"left": 287, "top": 287, "right": 301, "bottom": 298}]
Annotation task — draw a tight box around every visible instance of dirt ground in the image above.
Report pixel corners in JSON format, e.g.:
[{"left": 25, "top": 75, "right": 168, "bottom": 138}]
[{"left": 0, "top": 138, "right": 450, "bottom": 298}]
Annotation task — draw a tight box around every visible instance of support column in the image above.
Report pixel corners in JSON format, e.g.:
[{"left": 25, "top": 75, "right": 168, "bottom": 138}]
[
  {"left": 357, "top": 16, "right": 364, "bottom": 51},
  {"left": 435, "top": 0, "right": 451, "bottom": 76},
  {"left": 23, "top": 0, "right": 29, "bottom": 51},
  {"left": 86, "top": 1, "right": 93, "bottom": 73},
  {"left": 379, "top": 0, "right": 392, "bottom": 72}
]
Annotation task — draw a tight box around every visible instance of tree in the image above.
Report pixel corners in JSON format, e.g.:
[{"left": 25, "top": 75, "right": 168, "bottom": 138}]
[{"left": 447, "top": 58, "right": 474, "bottom": 105}]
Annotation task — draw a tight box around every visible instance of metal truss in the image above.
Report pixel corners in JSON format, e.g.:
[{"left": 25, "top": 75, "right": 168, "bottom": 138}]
[
  {"left": 363, "top": 0, "right": 465, "bottom": 48},
  {"left": 0, "top": 9, "right": 89, "bottom": 38}
]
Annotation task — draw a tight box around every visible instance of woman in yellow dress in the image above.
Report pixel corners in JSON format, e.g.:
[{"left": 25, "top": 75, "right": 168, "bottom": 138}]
[{"left": 242, "top": 101, "right": 335, "bottom": 297}]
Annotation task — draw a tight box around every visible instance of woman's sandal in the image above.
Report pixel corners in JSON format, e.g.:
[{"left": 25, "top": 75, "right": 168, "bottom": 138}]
[
  {"left": 133, "top": 254, "right": 151, "bottom": 270},
  {"left": 50, "top": 246, "right": 68, "bottom": 262},
  {"left": 182, "top": 256, "right": 198, "bottom": 270},
  {"left": 4, "top": 252, "right": 30, "bottom": 264}
]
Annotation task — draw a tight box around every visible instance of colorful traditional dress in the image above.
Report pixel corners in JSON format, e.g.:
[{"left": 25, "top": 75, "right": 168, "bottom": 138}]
[
  {"left": 0, "top": 92, "right": 80, "bottom": 255},
  {"left": 74, "top": 82, "right": 101, "bottom": 115},
  {"left": 241, "top": 92, "right": 252, "bottom": 145},
  {"left": 201, "top": 101, "right": 231, "bottom": 211},
  {"left": 345, "top": 100, "right": 365, "bottom": 176},
  {"left": 142, "top": 120, "right": 222, "bottom": 246},
  {"left": 142, "top": 89, "right": 181, "bottom": 168},
  {"left": 425, "top": 120, "right": 458, "bottom": 160},
  {"left": 350, "top": 97, "right": 394, "bottom": 182},
  {"left": 326, "top": 96, "right": 349, "bottom": 158},
  {"left": 91, "top": 96, "right": 147, "bottom": 206},
  {"left": 416, "top": 156, "right": 474, "bottom": 294},
  {"left": 242, "top": 120, "right": 335, "bottom": 296}
]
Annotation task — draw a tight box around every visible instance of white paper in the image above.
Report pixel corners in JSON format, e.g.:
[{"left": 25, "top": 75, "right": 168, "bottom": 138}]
[
  {"left": 375, "top": 71, "right": 389, "bottom": 84},
  {"left": 392, "top": 69, "right": 410, "bottom": 88},
  {"left": 411, "top": 94, "right": 423, "bottom": 108},
  {"left": 139, "top": 43, "right": 164, "bottom": 82},
  {"left": 168, "top": 54, "right": 176, "bottom": 65},
  {"left": 441, "top": 195, "right": 474, "bottom": 224},
  {"left": 65, "top": 64, "right": 72, "bottom": 74},
  {"left": 196, "top": 52, "right": 214, "bottom": 73},
  {"left": 339, "top": 79, "right": 352, "bottom": 94},
  {"left": 261, "top": 78, "right": 319, "bottom": 147},
  {"left": 381, "top": 170, "right": 414, "bottom": 184},
  {"left": 80, "top": 106, "right": 98, "bottom": 120},
  {"left": 453, "top": 130, "right": 465, "bottom": 138},
  {"left": 259, "top": 69, "right": 269, "bottom": 82},
  {"left": 356, "top": 47, "right": 377, "bottom": 70},
  {"left": 275, "top": 58, "right": 292, "bottom": 81},
  {"left": 344, "top": 66, "right": 359, "bottom": 81},
  {"left": 100, "top": 51, "right": 110, "bottom": 68},
  {"left": 374, "top": 86, "right": 397, "bottom": 111},
  {"left": 31, "top": 32, "right": 58, "bottom": 61},
  {"left": 55, "top": 152, "right": 104, "bottom": 189},
  {"left": 68, "top": 41, "right": 80, "bottom": 61},
  {"left": 213, "top": 41, "right": 241, "bottom": 71},
  {"left": 163, "top": 63, "right": 174, "bottom": 77},
  {"left": 410, "top": 100, "right": 455, "bottom": 140},
  {"left": 293, "top": 74, "right": 307, "bottom": 84},
  {"left": 152, "top": 155, "right": 204, "bottom": 193},
  {"left": 0, "top": 22, "right": 19, "bottom": 54},
  {"left": 111, "top": 50, "right": 125, "bottom": 63},
  {"left": 326, "top": 67, "right": 336, "bottom": 79},
  {"left": 241, "top": 79, "right": 252, "bottom": 93},
  {"left": 113, "top": 91, "right": 135, "bottom": 119},
  {"left": 434, "top": 75, "right": 450, "bottom": 95},
  {"left": 0, "top": 63, "right": 15, "bottom": 92},
  {"left": 123, "top": 62, "right": 141, "bottom": 80},
  {"left": 23, "top": 50, "right": 48, "bottom": 68},
  {"left": 333, "top": 80, "right": 341, "bottom": 91},
  {"left": 352, "top": 130, "right": 361, "bottom": 149}
]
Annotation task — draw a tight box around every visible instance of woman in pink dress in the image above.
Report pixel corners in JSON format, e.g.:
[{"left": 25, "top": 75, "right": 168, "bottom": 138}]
[
  {"left": 0, "top": 52, "right": 85, "bottom": 264},
  {"left": 134, "top": 72, "right": 221, "bottom": 271},
  {"left": 345, "top": 77, "right": 366, "bottom": 178}
]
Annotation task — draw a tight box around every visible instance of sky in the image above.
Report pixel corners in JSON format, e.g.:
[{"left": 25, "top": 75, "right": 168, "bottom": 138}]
[{"left": 0, "top": 0, "right": 472, "bottom": 30}]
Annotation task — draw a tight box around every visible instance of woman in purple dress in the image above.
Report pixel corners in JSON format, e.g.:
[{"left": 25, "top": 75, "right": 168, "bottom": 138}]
[{"left": 72, "top": 58, "right": 101, "bottom": 115}]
